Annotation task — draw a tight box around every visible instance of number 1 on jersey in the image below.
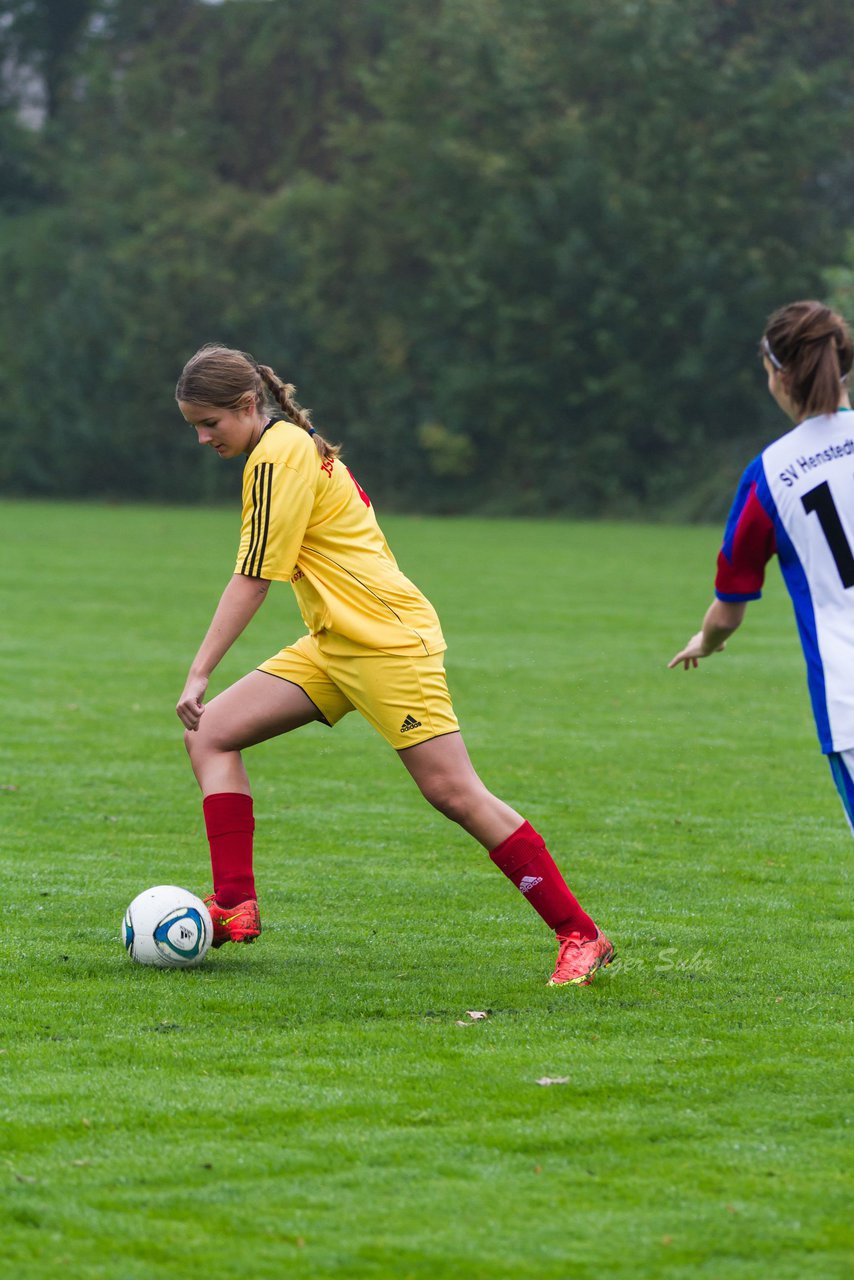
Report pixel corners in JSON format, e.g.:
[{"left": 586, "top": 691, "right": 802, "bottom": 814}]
[{"left": 801, "top": 480, "right": 854, "bottom": 588}]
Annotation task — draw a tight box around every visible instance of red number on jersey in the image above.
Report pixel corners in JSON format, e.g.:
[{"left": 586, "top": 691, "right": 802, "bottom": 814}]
[{"left": 348, "top": 467, "right": 370, "bottom": 507}]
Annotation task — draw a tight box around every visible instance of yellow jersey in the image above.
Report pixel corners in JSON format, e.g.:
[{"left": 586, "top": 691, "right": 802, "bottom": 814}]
[{"left": 234, "top": 420, "right": 445, "bottom": 656}]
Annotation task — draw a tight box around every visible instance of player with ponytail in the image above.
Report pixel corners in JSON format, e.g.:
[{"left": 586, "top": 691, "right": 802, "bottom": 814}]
[
  {"left": 174, "top": 344, "right": 613, "bottom": 986},
  {"left": 670, "top": 301, "right": 854, "bottom": 832}
]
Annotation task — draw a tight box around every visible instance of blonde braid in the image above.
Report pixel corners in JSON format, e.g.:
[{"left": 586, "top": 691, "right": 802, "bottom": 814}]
[{"left": 256, "top": 364, "right": 340, "bottom": 460}]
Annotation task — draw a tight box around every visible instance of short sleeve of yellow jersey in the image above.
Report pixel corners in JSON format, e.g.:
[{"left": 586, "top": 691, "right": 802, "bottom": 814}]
[{"left": 235, "top": 425, "right": 318, "bottom": 581}]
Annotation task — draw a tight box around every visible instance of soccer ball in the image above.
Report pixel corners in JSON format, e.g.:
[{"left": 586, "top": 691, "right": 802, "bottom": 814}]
[{"left": 122, "top": 885, "right": 213, "bottom": 968}]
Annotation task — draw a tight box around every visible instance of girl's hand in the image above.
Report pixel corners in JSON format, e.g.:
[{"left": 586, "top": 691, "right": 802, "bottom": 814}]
[
  {"left": 176, "top": 672, "right": 209, "bottom": 730},
  {"left": 668, "top": 632, "right": 725, "bottom": 670}
]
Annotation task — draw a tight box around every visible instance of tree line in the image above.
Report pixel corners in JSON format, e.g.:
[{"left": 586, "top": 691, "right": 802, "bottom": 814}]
[{"left": 1, "top": 0, "right": 853, "bottom": 516}]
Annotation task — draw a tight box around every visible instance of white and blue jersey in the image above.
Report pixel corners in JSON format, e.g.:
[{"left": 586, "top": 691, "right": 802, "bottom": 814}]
[{"left": 715, "top": 409, "right": 854, "bottom": 753}]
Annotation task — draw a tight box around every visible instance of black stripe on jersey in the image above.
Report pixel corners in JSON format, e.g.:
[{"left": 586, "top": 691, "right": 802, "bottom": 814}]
[
  {"left": 242, "top": 462, "right": 273, "bottom": 577},
  {"left": 255, "top": 463, "right": 273, "bottom": 574},
  {"left": 241, "top": 464, "right": 263, "bottom": 575}
]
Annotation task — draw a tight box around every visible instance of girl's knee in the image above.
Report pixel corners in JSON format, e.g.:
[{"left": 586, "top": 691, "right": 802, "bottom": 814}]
[
  {"left": 184, "top": 725, "right": 215, "bottom": 764},
  {"left": 420, "top": 777, "right": 478, "bottom": 825}
]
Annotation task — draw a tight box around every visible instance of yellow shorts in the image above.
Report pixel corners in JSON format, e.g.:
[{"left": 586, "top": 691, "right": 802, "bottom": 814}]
[{"left": 258, "top": 634, "right": 460, "bottom": 750}]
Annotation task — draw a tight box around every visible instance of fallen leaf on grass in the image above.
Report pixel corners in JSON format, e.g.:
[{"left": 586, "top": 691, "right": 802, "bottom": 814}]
[
  {"left": 456, "top": 1010, "right": 491, "bottom": 1026},
  {"left": 535, "top": 1076, "right": 570, "bottom": 1086}
]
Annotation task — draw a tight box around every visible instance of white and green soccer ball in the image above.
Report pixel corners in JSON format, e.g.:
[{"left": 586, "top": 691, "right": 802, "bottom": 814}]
[{"left": 122, "top": 885, "right": 212, "bottom": 968}]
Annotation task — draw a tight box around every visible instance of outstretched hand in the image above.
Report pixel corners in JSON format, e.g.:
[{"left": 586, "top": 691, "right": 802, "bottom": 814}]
[
  {"left": 668, "top": 631, "right": 725, "bottom": 670},
  {"left": 176, "top": 672, "right": 209, "bottom": 731}
]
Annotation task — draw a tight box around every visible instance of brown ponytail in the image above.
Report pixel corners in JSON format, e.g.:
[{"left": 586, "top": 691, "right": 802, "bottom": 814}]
[
  {"left": 761, "top": 301, "right": 853, "bottom": 418},
  {"left": 175, "top": 344, "right": 340, "bottom": 460}
]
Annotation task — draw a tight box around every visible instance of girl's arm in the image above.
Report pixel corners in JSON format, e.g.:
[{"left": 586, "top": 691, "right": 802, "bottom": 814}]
[
  {"left": 177, "top": 574, "right": 271, "bottom": 729},
  {"left": 668, "top": 598, "right": 747, "bottom": 670}
]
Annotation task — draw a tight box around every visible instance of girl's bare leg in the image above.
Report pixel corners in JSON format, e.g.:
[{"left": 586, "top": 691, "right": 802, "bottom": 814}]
[
  {"left": 398, "top": 731, "right": 523, "bottom": 848},
  {"left": 184, "top": 670, "right": 322, "bottom": 795}
]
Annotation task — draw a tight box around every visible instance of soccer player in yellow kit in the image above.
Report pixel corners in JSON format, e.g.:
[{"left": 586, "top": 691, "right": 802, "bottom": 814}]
[{"left": 175, "top": 344, "right": 613, "bottom": 986}]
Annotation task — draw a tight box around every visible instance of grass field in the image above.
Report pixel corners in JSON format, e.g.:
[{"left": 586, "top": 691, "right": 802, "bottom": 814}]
[{"left": 1, "top": 499, "right": 850, "bottom": 1279}]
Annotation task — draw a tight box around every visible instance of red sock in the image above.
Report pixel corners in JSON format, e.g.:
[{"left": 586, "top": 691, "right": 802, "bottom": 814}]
[
  {"left": 202, "top": 792, "right": 256, "bottom": 908},
  {"left": 489, "top": 820, "right": 596, "bottom": 939}
]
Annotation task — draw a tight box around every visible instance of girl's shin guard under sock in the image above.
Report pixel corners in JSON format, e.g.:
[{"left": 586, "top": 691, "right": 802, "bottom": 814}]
[
  {"left": 489, "top": 820, "right": 596, "bottom": 938},
  {"left": 202, "top": 792, "right": 256, "bottom": 908}
]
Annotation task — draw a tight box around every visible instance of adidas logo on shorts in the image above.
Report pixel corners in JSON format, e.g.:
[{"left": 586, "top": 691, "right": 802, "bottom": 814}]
[{"left": 400, "top": 714, "right": 422, "bottom": 733}]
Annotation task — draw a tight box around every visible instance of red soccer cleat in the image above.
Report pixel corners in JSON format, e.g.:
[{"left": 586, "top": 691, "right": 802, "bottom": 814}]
[
  {"left": 204, "top": 895, "right": 261, "bottom": 947},
  {"left": 549, "top": 928, "right": 614, "bottom": 986}
]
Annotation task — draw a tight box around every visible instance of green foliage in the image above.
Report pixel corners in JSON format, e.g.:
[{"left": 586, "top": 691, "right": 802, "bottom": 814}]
[
  {"left": 1, "top": 500, "right": 852, "bottom": 1277},
  {"left": 0, "top": 0, "right": 95, "bottom": 119},
  {"left": 0, "top": 0, "right": 852, "bottom": 513},
  {"left": 826, "top": 231, "right": 854, "bottom": 321}
]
